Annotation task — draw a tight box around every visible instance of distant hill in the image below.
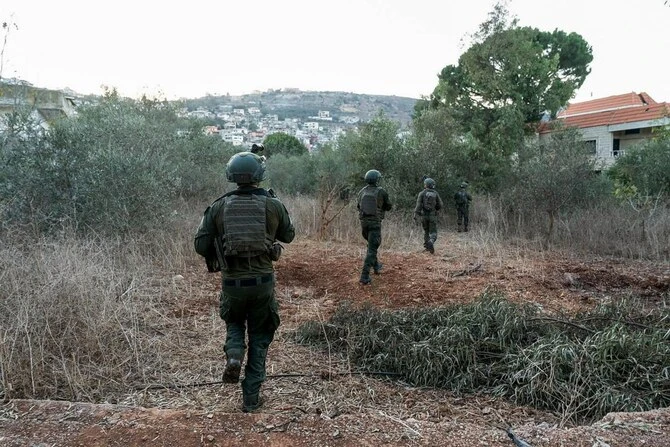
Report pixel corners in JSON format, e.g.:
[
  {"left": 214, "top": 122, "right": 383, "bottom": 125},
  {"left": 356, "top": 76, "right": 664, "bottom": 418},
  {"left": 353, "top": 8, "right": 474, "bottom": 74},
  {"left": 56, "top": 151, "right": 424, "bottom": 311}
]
[
  {"left": 179, "top": 90, "right": 418, "bottom": 125},
  {"left": 1, "top": 80, "right": 419, "bottom": 125}
]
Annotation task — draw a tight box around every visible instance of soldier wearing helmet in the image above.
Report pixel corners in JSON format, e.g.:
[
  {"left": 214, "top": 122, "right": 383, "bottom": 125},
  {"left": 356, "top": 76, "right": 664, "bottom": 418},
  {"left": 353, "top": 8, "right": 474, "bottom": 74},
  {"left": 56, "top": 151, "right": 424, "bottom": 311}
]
[
  {"left": 413, "top": 177, "right": 444, "bottom": 254},
  {"left": 194, "top": 144, "right": 295, "bottom": 412},
  {"left": 356, "top": 169, "right": 393, "bottom": 285},
  {"left": 454, "top": 182, "right": 472, "bottom": 232}
]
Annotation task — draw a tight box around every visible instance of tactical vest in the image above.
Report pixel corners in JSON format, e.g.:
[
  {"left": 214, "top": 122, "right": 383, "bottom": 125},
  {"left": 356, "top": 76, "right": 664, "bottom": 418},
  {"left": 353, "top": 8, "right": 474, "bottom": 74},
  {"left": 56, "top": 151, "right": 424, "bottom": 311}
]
[
  {"left": 359, "top": 186, "right": 382, "bottom": 217},
  {"left": 423, "top": 190, "right": 438, "bottom": 211},
  {"left": 455, "top": 190, "right": 468, "bottom": 206},
  {"left": 222, "top": 194, "right": 274, "bottom": 257}
]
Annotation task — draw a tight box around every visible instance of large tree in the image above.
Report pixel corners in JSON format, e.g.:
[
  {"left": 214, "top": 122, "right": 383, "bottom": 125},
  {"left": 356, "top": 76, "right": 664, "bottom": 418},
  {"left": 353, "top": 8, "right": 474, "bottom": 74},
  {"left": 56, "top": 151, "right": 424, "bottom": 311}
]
[
  {"left": 428, "top": 3, "right": 593, "bottom": 174},
  {"left": 262, "top": 132, "right": 308, "bottom": 157}
]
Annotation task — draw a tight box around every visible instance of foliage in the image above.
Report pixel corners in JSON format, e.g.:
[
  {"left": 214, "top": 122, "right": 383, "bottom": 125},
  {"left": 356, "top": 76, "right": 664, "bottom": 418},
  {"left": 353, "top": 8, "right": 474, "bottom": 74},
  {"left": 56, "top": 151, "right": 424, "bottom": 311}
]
[
  {"left": 411, "top": 106, "right": 495, "bottom": 194},
  {"left": 510, "top": 128, "right": 601, "bottom": 241},
  {"left": 607, "top": 128, "right": 670, "bottom": 204},
  {"left": 0, "top": 91, "right": 234, "bottom": 234},
  {"left": 262, "top": 132, "right": 308, "bottom": 157},
  {"left": 424, "top": 2, "right": 592, "bottom": 191},
  {"left": 265, "top": 153, "right": 317, "bottom": 195},
  {"left": 338, "top": 112, "right": 418, "bottom": 207},
  {"left": 606, "top": 128, "right": 670, "bottom": 242},
  {"left": 296, "top": 292, "right": 670, "bottom": 424}
]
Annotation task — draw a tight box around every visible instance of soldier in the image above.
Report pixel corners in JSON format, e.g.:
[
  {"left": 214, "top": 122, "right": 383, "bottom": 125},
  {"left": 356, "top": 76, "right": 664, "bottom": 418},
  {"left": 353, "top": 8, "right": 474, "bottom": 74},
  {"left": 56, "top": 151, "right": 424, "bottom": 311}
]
[
  {"left": 357, "top": 169, "right": 392, "bottom": 285},
  {"left": 454, "top": 182, "right": 472, "bottom": 232},
  {"left": 194, "top": 145, "right": 295, "bottom": 413},
  {"left": 413, "top": 177, "right": 444, "bottom": 254}
]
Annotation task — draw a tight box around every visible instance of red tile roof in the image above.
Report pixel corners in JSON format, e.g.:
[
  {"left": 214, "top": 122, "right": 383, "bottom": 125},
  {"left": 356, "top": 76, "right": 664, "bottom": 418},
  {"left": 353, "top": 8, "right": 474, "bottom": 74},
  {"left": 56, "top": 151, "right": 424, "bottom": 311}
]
[
  {"left": 558, "top": 92, "right": 657, "bottom": 118},
  {"left": 557, "top": 103, "right": 670, "bottom": 129},
  {"left": 540, "top": 92, "right": 669, "bottom": 133}
]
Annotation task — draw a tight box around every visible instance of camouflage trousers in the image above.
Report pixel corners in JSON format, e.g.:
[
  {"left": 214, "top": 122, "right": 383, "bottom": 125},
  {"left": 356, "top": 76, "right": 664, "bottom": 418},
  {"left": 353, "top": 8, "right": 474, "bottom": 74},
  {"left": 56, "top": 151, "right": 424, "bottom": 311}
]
[
  {"left": 220, "top": 279, "right": 280, "bottom": 397},
  {"left": 421, "top": 213, "right": 438, "bottom": 245},
  {"left": 457, "top": 207, "right": 469, "bottom": 230},
  {"left": 360, "top": 219, "right": 382, "bottom": 275}
]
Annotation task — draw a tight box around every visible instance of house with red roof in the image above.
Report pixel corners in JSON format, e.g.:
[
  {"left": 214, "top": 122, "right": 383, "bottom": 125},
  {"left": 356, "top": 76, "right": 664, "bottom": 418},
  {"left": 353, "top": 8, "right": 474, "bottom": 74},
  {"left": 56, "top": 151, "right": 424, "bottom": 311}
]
[{"left": 539, "top": 92, "right": 670, "bottom": 168}]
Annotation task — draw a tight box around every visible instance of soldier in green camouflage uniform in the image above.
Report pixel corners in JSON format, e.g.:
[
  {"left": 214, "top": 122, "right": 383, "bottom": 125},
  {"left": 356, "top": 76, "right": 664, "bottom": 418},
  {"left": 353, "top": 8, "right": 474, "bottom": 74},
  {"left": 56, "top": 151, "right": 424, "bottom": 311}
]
[
  {"left": 454, "top": 182, "right": 472, "bottom": 232},
  {"left": 194, "top": 146, "right": 295, "bottom": 413},
  {"left": 357, "top": 169, "right": 392, "bottom": 285},
  {"left": 413, "top": 177, "right": 444, "bottom": 254}
]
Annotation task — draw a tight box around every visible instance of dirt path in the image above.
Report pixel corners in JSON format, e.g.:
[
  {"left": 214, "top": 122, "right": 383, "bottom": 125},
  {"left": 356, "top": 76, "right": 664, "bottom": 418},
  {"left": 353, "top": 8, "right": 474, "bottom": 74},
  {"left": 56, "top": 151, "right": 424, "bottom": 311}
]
[{"left": 2, "top": 235, "right": 669, "bottom": 446}]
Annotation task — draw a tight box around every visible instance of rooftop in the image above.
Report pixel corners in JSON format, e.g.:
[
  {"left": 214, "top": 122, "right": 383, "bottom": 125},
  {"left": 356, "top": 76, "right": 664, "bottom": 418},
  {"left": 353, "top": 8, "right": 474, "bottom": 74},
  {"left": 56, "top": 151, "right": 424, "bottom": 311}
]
[{"left": 540, "top": 92, "right": 669, "bottom": 133}]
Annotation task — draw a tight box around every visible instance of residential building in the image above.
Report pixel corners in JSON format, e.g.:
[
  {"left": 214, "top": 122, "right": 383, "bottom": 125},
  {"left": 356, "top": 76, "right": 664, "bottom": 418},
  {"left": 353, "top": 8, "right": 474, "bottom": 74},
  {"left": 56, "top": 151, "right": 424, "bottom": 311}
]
[
  {"left": 539, "top": 92, "right": 670, "bottom": 168},
  {"left": 304, "top": 121, "right": 319, "bottom": 132},
  {"left": 0, "top": 84, "right": 77, "bottom": 131}
]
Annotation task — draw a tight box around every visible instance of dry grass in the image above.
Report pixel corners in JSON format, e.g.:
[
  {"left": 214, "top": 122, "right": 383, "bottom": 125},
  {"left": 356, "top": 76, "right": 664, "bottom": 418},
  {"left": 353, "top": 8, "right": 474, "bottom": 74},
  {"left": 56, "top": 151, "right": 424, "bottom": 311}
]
[
  {"left": 0, "top": 226, "right": 189, "bottom": 402},
  {"left": 1, "top": 194, "right": 667, "bottom": 428}
]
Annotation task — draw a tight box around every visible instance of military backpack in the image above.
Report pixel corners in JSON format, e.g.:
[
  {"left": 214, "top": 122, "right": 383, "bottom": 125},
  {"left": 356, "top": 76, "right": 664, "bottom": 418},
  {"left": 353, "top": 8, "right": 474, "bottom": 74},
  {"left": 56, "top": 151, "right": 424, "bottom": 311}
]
[
  {"left": 455, "top": 190, "right": 469, "bottom": 206},
  {"left": 422, "top": 190, "right": 438, "bottom": 212},
  {"left": 359, "top": 186, "right": 382, "bottom": 217}
]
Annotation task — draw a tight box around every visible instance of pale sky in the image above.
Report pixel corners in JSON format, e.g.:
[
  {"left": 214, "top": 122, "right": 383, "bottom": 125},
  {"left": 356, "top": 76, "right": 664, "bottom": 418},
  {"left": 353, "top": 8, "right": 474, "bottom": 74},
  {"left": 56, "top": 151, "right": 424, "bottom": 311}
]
[{"left": 2, "top": 0, "right": 669, "bottom": 103}]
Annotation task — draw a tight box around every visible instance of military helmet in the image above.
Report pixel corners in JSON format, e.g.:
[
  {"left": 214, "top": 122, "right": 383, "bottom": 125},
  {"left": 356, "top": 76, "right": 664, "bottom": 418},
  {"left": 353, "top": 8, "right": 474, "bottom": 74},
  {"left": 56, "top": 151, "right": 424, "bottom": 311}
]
[
  {"left": 364, "top": 169, "right": 382, "bottom": 185},
  {"left": 424, "top": 177, "right": 436, "bottom": 189},
  {"left": 226, "top": 151, "right": 266, "bottom": 184},
  {"left": 460, "top": 182, "right": 468, "bottom": 188}
]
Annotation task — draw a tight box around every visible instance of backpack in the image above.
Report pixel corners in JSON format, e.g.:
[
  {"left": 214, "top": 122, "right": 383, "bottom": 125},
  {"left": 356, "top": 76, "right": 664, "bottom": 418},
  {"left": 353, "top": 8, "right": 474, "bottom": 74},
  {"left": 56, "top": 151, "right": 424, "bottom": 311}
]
[
  {"left": 359, "top": 186, "right": 382, "bottom": 217},
  {"left": 222, "top": 194, "right": 274, "bottom": 257},
  {"left": 455, "top": 190, "right": 469, "bottom": 206},
  {"left": 422, "top": 190, "right": 438, "bottom": 211}
]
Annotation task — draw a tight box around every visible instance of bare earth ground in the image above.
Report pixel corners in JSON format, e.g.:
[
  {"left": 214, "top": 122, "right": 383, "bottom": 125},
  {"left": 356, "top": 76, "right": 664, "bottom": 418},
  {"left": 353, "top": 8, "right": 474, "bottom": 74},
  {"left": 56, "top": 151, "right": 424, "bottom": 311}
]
[{"left": 2, "top": 233, "right": 670, "bottom": 446}]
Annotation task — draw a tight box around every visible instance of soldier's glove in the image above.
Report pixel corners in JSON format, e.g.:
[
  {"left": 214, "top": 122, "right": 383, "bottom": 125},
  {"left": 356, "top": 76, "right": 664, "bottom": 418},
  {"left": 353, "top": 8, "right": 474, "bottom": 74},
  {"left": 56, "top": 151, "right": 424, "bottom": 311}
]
[{"left": 270, "top": 242, "right": 284, "bottom": 261}]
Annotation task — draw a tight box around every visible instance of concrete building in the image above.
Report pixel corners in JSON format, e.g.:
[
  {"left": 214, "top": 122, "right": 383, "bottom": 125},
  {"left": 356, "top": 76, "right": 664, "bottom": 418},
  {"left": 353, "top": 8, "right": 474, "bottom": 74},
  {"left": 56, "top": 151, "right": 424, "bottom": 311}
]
[
  {"left": 539, "top": 92, "right": 670, "bottom": 168},
  {"left": 0, "top": 84, "right": 77, "bottom": 131}
]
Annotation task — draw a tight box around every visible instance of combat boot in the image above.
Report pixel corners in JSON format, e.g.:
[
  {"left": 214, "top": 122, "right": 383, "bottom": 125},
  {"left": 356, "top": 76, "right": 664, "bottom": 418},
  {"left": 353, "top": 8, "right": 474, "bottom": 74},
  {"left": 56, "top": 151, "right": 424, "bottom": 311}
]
[
  {"left": 359, "top": 272, "right": 372, "bottom": 285},
  {"left": 222, "top": 358, "right": 242, "bottom": 384},
  {"left": 426, "top": 241, "right": 435, "bottom": 254},
  {"left": 242, "top": 393, "right": 263, "bottom": 413},
  {"left": 373, "top": 262, "right": 383, "bottom": 275},
  {"left": 457, "top": 225, "right": 463, "bottom": 233}
]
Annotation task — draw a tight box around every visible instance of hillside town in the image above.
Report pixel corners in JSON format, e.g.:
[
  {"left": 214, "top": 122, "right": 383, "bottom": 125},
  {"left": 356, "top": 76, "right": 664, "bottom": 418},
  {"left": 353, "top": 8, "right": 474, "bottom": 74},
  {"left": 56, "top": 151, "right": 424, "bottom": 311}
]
[{"left": 182, "top": 105, "right": 358, "bottom": 151}]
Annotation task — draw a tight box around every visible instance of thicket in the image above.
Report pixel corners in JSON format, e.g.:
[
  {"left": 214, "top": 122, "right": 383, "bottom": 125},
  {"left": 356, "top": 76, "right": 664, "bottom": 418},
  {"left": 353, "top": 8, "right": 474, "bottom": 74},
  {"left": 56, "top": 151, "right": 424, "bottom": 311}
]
[
  {"left": 0, "top": 90, "right": 234, "bottom": 234},
  {"left": 295, "top": 292, "right": 670, "bottom": 424}
]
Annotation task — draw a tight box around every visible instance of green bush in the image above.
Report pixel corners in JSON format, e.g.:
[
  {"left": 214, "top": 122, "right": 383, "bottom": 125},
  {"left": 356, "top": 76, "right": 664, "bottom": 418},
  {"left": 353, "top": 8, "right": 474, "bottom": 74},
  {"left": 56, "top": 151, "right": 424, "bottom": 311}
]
[{"left": 0, "top": 93, "right": 234, "bottom": 234}]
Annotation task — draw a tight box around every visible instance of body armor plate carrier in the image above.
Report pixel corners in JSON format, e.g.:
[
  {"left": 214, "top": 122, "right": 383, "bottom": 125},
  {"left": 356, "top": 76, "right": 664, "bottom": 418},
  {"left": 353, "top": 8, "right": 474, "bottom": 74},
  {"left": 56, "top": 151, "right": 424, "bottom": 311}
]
[{"left": 222, "top": 194, "right": 274, "bottom": 257}]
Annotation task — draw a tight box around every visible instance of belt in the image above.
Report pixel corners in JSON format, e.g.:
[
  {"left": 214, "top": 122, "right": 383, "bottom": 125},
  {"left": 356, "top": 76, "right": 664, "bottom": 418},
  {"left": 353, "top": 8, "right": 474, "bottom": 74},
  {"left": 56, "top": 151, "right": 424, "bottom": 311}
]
[{"left": 224, "top": 274, "right": 274, "bottom": 288}]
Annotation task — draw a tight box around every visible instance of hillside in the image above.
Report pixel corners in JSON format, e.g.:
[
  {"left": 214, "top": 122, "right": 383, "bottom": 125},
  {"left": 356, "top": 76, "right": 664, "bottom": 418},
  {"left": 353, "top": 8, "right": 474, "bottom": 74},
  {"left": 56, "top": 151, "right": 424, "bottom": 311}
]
[{"left": 180, "top": 89, "right": 418, "bottom": 124}]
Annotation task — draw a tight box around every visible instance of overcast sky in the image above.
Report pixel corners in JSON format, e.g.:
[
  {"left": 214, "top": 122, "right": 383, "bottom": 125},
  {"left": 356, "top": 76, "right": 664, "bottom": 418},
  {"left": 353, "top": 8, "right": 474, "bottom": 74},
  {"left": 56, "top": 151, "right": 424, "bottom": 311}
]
[{"left": 2, "top": 0, "right": 669, "bottom": 103}]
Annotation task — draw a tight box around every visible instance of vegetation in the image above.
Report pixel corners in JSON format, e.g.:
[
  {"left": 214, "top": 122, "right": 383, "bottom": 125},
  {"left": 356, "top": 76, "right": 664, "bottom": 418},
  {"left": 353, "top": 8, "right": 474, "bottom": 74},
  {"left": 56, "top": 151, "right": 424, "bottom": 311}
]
[
  {"left": 0, "top": 3, "right": 668, "bottom": 430},
  {"left": 296, "top": 292, "right": 670, "bottom": 423},
  {"left": 425, "top": 2, "right": 593, "bottom": 191},
  {"left": 262, "top": 132, "right": 308, "bottom": 157},
  {"left": 0, "top": 89, "right": 235, "bottom": 233}
]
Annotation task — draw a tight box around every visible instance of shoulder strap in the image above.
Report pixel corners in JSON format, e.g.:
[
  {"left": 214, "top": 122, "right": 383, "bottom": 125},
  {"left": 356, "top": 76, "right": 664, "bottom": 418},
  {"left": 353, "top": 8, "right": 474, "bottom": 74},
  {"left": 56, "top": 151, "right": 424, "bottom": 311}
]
[{"left": 212, "top": 187, "right": 269, "bottom": 205}]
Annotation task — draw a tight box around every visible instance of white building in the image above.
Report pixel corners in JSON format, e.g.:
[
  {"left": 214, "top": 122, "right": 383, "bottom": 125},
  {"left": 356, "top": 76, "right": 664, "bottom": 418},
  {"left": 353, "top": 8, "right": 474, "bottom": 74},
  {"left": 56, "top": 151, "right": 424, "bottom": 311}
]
[{"left": 539, "top": 92, "right": 670, "bottom": 169}]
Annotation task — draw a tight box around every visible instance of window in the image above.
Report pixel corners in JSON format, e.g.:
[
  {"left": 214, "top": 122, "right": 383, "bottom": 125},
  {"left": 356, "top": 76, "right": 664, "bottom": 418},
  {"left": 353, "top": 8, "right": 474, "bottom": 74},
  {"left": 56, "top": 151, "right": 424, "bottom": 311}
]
[
  {"left": 584, "top": 139, "right": 597, "bottom": 155},
  {"left": 612, "top": 139, "right": 624, "bottom": 158},
  {"left": 624, "top": 128, "right": 641, "bottom": 135}
]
